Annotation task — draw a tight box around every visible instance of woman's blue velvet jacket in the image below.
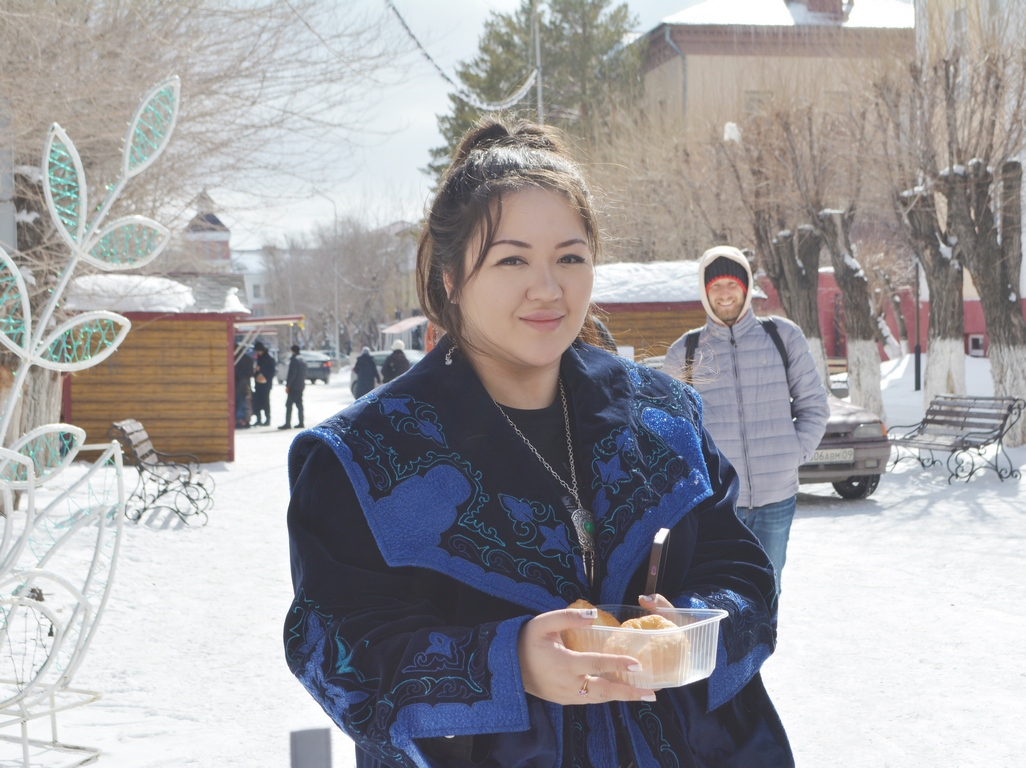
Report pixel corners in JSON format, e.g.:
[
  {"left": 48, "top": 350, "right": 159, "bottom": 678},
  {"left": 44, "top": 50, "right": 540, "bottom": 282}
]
[{"left": 285, "top": 340, "right": 793, "bottom": 768}]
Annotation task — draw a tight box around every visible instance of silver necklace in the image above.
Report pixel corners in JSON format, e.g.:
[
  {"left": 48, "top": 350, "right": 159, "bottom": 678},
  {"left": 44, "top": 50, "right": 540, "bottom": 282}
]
[{"left": 494, "top": 380, "right": 596, "bottom": 585}]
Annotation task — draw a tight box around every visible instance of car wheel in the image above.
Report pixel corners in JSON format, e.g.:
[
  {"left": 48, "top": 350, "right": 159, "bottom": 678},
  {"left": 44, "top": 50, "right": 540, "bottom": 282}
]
[{"left": 832, "top": 474, "right": 880, "bottom": 499}]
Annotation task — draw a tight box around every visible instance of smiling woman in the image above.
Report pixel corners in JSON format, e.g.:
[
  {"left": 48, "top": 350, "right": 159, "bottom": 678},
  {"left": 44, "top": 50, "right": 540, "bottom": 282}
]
[
  {"left": 449, "top": 186, "right": 595, "bottom": 408},
  {"left": 284, "top": 117, "right": 795, "bottom": 768}
]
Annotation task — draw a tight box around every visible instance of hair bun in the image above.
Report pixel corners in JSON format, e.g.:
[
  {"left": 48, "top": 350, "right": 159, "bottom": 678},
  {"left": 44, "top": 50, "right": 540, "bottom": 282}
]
[{"left": 452, "top": 117, "right": 564, "bottom": 165}]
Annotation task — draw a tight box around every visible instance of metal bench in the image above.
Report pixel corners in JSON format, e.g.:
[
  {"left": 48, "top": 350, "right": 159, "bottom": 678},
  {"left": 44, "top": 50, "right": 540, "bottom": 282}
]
[
  {"left": 888, "top": 394, "right": 1025, "bottom": 483},
  {"left": 106, "top": 419, "right": 214, "bottom": 524}
]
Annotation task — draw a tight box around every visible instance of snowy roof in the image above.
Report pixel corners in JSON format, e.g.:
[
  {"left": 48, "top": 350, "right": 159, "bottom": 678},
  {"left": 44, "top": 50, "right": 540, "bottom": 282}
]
[
  {"left": 168, "top": 273, "right": 250, "bottom": 313},
  {"left": 662, "top": 0, "right": 914, "bottom": 29},
  {"left": 65, "top": 275, "right": 196, "bottom": 313},
  {"left": 592, "top": 261, "right": 703, "bottom": 303},
  {"left": 843, "top": 0, "right": 914, "bottom": 28},
  {"left": 592, "top": 260, "right": 769, "bottom": 304},
  {"left": 65, "top": 273, "right": 251, "bottom": 314}
]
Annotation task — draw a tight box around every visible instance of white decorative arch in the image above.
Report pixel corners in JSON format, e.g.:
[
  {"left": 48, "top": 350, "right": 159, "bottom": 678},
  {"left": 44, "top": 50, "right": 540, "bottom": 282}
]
[{"left": 0, "top": 77, "right": 180, "bottom": 766}]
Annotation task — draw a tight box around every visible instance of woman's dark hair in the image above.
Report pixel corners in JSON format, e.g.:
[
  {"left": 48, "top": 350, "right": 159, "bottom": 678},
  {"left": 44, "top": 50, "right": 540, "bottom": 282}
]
[{"left": 416, "top": 116, "right": 602, "bottom": 353}]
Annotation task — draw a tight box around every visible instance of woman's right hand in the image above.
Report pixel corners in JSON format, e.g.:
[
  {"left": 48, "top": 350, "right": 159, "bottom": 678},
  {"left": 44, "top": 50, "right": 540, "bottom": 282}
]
[{"left": 518, "top": 608, "right": 657, "bottom": 706}]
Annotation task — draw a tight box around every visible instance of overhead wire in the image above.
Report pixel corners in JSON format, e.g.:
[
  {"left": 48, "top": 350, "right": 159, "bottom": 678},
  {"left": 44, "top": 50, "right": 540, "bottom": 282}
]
[{"left": 383, "top": 0, "right": 537, "bottom": 112}]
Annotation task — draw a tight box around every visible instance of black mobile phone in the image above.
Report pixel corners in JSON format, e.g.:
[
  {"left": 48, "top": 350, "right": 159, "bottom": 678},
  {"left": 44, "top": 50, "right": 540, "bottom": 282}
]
[{"left": 644, "top": 527, "right": 671, "bottom": 597}]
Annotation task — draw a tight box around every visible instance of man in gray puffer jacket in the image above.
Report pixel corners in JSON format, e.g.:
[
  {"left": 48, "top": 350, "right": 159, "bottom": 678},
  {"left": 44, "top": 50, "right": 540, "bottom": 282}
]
[{"left": 665, "top": 246, "right": 829, "bottom": 594}]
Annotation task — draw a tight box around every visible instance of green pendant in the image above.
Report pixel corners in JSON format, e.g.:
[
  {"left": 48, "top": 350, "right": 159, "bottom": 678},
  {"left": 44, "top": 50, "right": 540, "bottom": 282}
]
[{"left": 583, "top": 520, "right": 595, "bottom": 534}]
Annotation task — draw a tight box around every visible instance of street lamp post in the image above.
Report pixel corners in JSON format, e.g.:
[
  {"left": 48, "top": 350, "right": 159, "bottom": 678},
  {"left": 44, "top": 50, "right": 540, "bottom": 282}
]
[
  {"left": 533, "top": 1, "right": 544, "bottom": 124},
  {"left": 312, "top": 189, "right": 341, "bottom": 358},
  {"left": 333, "top": 227, "right": 340, "bottom": 358},
  {"left": 914, "top": 258, "right": 921, "bottom": 391},
  {"left": 0, "top": 100, "right": 16, "bottom": 254}
]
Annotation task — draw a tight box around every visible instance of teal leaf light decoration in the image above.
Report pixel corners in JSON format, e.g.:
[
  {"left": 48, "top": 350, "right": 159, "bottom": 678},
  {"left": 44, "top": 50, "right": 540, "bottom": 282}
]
[
  {"left": 0, "top": 425, "right": 86, "bottom": 488},
  {"left": 84, "top": 216, "right": 171, "bottom": 272},
  {"left": 122, "top": 77, "right": 180, "bottom": 180},
  {"left": 0, "top": 79, "right": 176, "bottom": 760},
  {"left": 42, "top": 125, "right": 88, "bottom": 248},
  {"left": 0, "top": 248, "right": 32, "bottom": 356},
  {"left": 32, "top": 311, "right": 131, "bottom": 372}
]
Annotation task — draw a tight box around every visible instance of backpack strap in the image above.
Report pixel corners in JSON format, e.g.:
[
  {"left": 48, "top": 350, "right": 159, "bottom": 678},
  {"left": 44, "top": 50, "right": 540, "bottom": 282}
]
[
  {"left": 682, "top": 329, "right": 701, "bottom": 384},
  {"left": 758, "top": 317, "right": 790, "bottom": 374}
]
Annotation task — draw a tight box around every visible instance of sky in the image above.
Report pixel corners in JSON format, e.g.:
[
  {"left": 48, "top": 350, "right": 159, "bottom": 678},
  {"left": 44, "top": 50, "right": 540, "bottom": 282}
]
[{"left": 221, "top": 0, "right": 702, "bottom": 250}]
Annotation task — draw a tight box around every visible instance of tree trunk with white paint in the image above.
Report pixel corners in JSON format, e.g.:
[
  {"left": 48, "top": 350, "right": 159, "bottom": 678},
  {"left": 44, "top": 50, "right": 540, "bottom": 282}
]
[
  {"left": 872, "top": 304, "right": 903, "bottom": 361},
  {"left": 806, "top": 340, "right": 830, "bottom": 392},
  {"left": 945, "top": 161, "right": 1026, "bottom": 446},
  {"left": 875, "top": 268, "right": 910, "bottom": 356},
  {"left": 986, "top": 342, "right": 1026, "bottom": 444},
  {"left": 764, "top": 227, "right": 829, "bottom": 386},
  {"left": 818, "top": 209, "right": 883, "bottom": 416},
  {"left": 846, "top": 338, "right": 885, "bottom": 421},
  {"left": 901, "top": 190, "right": 966, "bottom": 410},
  {"left": 923, "top": 337, "right": 966, "bottom": 408}
]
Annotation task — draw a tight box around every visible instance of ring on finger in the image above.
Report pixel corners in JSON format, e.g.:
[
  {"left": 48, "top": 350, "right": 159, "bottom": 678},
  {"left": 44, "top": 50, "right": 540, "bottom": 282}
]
[{"left": 578, "top": 675, "right": 591, "bottom": 697}]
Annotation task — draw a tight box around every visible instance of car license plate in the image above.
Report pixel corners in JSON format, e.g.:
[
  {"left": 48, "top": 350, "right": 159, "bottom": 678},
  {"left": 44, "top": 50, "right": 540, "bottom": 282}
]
[{"left": 810, "top": 448, "right": 854, "bottom": 464}]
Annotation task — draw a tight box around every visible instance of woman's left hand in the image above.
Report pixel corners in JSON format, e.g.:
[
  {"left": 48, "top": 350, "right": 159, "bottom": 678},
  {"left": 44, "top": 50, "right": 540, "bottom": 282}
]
[{"left": 518, "top": 608, "right": 657, "bottom": 706}]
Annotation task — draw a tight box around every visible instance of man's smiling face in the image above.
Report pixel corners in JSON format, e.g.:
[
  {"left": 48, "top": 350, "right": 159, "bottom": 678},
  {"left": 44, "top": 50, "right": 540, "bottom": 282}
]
[{"left": 707, "top": 277, "right": 746, "bottom": 326}]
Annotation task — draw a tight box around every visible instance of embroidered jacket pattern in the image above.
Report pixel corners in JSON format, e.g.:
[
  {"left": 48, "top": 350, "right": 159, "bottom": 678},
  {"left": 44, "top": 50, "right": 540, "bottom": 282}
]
[{"left": 284, "top": 340, "right": 793, "bottom": 768}]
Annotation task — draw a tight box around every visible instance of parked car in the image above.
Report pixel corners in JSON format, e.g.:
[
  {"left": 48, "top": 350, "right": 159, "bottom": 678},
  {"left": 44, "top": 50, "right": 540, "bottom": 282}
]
[
  {"left": 641, "top": 355, "right": 890, "bottom": 499},
  {"left": 276, "top": 350, "right": 332, "bottom": 385},
  {"left": 798, "top": 395, "right": 890, "bottom": 498},
  {"left": 349, "top": 349, "right": 426, "bottom": 396}
]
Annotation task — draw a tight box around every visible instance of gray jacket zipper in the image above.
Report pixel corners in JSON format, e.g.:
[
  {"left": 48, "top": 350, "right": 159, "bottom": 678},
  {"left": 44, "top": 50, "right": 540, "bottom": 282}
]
[{"left": 729, "top": 326, "right": 754, "bottom": 508}]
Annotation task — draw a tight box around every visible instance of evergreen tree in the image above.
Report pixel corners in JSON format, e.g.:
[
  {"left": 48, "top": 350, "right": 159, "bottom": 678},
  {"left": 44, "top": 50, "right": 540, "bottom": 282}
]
[{"left": 426, "top": 0, "right": 642, "bottom": 180}]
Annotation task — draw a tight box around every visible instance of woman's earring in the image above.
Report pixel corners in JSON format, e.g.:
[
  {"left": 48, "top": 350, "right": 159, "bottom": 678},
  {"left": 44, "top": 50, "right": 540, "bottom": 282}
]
[{"left": 445, "top": 344, "right": 456, "bottom": 366}]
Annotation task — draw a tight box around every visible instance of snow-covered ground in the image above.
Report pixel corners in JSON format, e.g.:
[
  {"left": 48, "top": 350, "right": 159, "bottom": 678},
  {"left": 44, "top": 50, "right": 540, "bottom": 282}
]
[{"left": 5, "top": 355, "right": 1024, "bottom": 767}]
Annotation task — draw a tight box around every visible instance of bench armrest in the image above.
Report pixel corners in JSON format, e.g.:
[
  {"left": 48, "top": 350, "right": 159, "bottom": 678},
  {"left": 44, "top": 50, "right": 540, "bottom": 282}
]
[
  {"left": 957, "top": 427, "right": 1005, "bottom": 447},
  {"left": 152, "top": 449, "right": 202, "bottom": 466},
  {"left": 887, "top": 421, "right": 925, "bottom": 439}
]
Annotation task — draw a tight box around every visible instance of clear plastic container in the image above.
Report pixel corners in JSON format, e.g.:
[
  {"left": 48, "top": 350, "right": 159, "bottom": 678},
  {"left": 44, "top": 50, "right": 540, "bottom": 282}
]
[{"left": 561, "top": 605, "right": 727, "bottom": 690}]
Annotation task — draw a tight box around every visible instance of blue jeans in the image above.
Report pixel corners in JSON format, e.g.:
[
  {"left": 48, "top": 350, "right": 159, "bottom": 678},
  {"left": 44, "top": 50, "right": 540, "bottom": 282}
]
[{"left": 739, "top": 494, "right": 797, "bottom": 595}]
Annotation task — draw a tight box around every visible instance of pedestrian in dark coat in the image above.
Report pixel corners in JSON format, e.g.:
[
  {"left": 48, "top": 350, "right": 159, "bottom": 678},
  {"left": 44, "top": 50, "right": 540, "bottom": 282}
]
[
  {"left": 379, "top": 339, "right": 411, "bottom": 383},
  {"left": 351, "top": 347, "right": 380, "bottom": 398},
  {"left": 233, "top": 351, "right": 254, "bottom": 429},
  {"left": 252, "top": 341, "right": 276, "bottom": 426},
  {"left": 279, "top": 345, "right": 308, "bottom": 429}
]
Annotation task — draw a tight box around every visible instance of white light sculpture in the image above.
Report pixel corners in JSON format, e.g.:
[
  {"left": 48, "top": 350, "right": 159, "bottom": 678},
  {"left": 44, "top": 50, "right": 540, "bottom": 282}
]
[{"left": 0, "top": 77, "right": 180, "bottom": 767}]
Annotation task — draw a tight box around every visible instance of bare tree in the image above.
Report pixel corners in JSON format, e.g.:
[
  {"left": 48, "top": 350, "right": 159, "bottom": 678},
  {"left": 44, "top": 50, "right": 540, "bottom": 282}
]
[
  {"left": 877, "top": 3, "right": 1026, "bottom": 443},
  {"left": 0, "top": 0, "right": 397, "bottom": 434},
  {"left": 875, "top": 61, "right": 968, "bottom": 408},
  {"left": 586, "top": 119, "right": 718, "bottom": 263},
  {"left": 266, "top": 219, "right": 416, "bottom": 354},
  {"left": 873, "top": 266, "right": 911, "bottom": 354},
  {"left": 937, "top": 57, "right": 1026, "bottom": 446},
  {"left": 683, "top": 97, "right": 897, "bottom": 416},
  {"left": 772, "top": 103, "right": 888, "bottom": 417},
  {"left": 713, "top": 115, "right": 829, "bottom": 385}
]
